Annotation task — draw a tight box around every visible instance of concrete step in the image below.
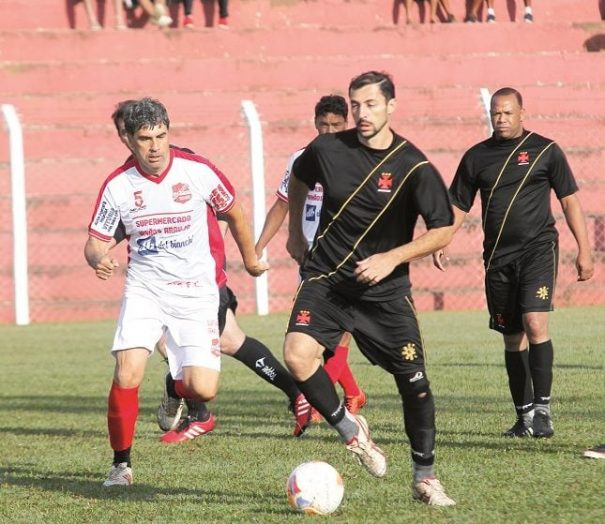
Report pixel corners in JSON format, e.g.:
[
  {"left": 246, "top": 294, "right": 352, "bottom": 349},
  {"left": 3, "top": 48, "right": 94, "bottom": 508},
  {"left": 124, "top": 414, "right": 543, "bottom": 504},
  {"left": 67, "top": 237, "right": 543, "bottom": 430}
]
[
  {"left": 3, "top": 51, "right": 604, "bottom": 96},
  {"left": 4, "top": 0, "right": 601, "bottom": 31},
  {"left": 0, "top": 22, "right": 600, "bottom": 62}
]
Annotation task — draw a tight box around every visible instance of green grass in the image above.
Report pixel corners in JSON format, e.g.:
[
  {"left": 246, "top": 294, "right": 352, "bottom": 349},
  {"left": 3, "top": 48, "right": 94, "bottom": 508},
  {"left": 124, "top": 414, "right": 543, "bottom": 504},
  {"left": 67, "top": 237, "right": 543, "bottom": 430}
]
[{"left": 0, "top": 307, "right": 603, "bottom": 523}]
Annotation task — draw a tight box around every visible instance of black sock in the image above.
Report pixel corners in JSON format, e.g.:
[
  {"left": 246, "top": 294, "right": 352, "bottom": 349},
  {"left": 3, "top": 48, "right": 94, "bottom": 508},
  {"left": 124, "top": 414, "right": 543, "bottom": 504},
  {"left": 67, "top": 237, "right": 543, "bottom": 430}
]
[
  {"left": 529, "top": 340, "right": 554, "bottom": 406},
  {"left": 165, "top": 373, "right": 179, "bottom": 399},
  {"left": 186, "top": 399, "right": 209, "bottom": 422},
  {"left": 504, "top": 350, "right": 534, "bottom": 416},
  {"left": 232, "top": 337, "right": 300, "bottom": 402},
  {"left": 296, "top": 367, "right": 345, "bottom": 426},
  {"left": 113, "top": 447, "right": 131, "bottom": 467},
  {"left": 402, "top": 391, "right": 436, "bottom": 467}
]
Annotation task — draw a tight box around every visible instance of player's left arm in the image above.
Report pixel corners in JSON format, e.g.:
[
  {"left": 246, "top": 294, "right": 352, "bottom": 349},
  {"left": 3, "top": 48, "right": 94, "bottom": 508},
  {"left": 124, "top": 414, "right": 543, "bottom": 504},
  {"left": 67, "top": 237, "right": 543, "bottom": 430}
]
[
  {"left": 354, "top": 226, "right": 453, "bottom": 285},
  {"left": 222, "top": 202, "right": 269, "bottom": 277},
  {"left": 560, "top": 193, "right": 594, "bottom": 281}
]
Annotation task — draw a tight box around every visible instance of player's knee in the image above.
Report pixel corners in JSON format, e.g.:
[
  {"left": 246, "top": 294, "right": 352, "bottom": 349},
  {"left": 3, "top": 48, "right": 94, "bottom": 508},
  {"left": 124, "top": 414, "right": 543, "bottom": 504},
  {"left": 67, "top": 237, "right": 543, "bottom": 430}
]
[{"left": 395, "top": 370, "right": 431, "bottom": 400}]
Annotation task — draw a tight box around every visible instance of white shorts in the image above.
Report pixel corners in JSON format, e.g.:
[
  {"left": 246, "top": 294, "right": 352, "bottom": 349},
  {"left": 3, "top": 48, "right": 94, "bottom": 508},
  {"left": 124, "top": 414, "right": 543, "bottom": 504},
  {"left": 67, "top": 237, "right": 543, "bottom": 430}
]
[{"left": 112, "top": 288, "right": 221, "bottom": 379}]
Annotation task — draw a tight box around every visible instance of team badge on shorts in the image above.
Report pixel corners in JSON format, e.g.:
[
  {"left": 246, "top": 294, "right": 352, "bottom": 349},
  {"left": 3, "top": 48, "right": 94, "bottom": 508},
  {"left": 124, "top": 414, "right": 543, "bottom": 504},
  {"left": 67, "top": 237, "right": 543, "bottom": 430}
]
[
  {"left": 377, "top": 172, "right": 393, "bottom": 192},
  {"left": 494, "top": 313, "right": 506, "bottom": 329},
  {"left": 517, "top": 152, "right": 530, "bottom": 165},
  {"left": 536, "top": 286, "right": 549, "bottom": 300},
  {"left": 172, "top": 183, "right": 192, "bottom": 204},
  {"left": 295, "top": 310, "right": 311, "bottom": 326},
  {"left": 401, "top": 343, "right": 417, "bottom": 361}
]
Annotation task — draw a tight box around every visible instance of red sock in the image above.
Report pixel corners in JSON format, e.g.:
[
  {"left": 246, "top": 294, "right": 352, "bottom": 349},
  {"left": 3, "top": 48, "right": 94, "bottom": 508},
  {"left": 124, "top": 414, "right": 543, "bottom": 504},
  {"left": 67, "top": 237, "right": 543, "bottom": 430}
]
[
  {"left": 323, "top": 345, "right": 348, "bottom": 384},
  {"left": 107, "top": 382, "right": 139, "bottom": 452},
  {"left": 338, "top": 360, "right": 361, "bottom": 397}
]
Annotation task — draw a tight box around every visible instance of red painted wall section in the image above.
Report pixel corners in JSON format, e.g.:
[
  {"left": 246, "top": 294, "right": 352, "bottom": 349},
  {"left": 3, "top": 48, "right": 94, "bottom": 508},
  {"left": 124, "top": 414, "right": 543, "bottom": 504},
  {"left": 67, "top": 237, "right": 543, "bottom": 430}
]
[{"left": 0, "top": 1, "right": 604, "bottom": 322}]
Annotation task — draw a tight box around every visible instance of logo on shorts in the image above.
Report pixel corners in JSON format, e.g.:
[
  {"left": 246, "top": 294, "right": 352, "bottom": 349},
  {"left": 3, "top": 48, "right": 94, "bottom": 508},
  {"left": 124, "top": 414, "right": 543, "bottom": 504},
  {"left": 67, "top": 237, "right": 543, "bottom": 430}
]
[
  {"left": 401, "top": 343, "right": 417, "bottom": 361},
  {"left": 172, "top": 183, "right": 192, "bottom": 204},
  {"left": 494, "top": 313, "right": 506, "bottom": 328},
  {"left": 295, "top": 310, "right": 311, "bottom": 326},
  {"left": 409, "top": 371, "right": 424, "bottom": 383},
  {"left": 517, "top": 151, "right": 530, "bottom": 165},
  {"left": 377, "top": 172, "right": 393, "bottom": 192},
  {"left": 536, "top": 286, "right": 549, "bottom": 300},
  {"left": 211, "top": 337, "right": 220, "bottom": 357}
]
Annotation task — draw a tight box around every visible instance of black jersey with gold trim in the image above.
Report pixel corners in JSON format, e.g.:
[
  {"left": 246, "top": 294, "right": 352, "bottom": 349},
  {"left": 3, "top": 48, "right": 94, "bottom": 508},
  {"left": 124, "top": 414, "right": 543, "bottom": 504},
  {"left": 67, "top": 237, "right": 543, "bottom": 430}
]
[
  {"left": 450, "top": 130, "right": 578, "bottom": 269},
  {"left": 292, "top": 129, "right": 453, "bottom": 301}
]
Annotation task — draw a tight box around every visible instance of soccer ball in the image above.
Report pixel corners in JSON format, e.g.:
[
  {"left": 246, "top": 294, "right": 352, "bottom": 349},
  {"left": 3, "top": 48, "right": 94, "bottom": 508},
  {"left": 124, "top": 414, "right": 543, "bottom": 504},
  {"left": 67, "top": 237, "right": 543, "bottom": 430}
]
[{"left": 286, "top": 461, "right": 344, "bottom": 515}]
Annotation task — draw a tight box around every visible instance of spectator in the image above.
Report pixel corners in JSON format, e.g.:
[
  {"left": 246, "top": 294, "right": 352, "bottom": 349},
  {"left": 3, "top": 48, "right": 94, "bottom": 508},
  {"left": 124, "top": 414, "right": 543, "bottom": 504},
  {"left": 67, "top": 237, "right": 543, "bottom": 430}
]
[
  {"left": 82, "top": 0, "right": 126, "bottom": 30},
  {"left": 124, "top": 0, "right": 173, "bottom": 27},
  {"left": 600, "top": 0, "right": 605, "bottom": 20},
  {"left": 403, "top": 0, "right": 455, "bottom": 24},
  {"left": 179, "top": 0, "right": 229, "bottom": 28},
  {"left": 466, "top": 0, "right": 534, "bottom": 23}
]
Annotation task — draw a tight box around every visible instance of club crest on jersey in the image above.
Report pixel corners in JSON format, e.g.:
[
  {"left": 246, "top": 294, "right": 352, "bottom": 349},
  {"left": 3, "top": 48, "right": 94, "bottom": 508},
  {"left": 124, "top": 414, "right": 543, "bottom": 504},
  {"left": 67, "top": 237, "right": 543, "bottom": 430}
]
[
  {"left": 517, "top": 151, "right": 530, "bottom": 165},
  {"left": 209, "top": 184, "right": 234, "bottom": 211},
  {"left": 377, "top": 172, "right": 393, "bottom": 192},
  {"left": 172, "top": 183, "right": 192, "bottom": 204},
  {"left": 295, "top": 310, "right": 311, "bottom": 326}
]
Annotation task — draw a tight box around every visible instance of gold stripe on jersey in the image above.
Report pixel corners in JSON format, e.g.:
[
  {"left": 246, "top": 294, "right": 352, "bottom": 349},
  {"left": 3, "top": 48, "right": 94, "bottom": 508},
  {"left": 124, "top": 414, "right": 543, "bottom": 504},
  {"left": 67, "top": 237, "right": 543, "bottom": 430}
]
[
  {"left": 482, "top": 132, "right": 534, "bottom": 230},
  {"left": 308, "top": 158, "right": 429, "bottom": 283},
  {"left": 485, "top": 141, "right": 555, "bottom": 270},
  {"left": 404, "top": 295, "right": 427, "bottom": 364},
  {"left": 309, "top": 140, "right": 408, "bottom": 259},
  {"left": 550, "top": 240, "right": 557, "bottom": 294}
]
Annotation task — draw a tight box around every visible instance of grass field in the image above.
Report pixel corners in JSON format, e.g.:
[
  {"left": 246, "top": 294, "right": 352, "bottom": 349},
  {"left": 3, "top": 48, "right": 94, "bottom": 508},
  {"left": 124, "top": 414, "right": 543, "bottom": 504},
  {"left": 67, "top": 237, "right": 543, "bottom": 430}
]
[{"left": 0, "top": 307, "right": 603, "bottom": 523}]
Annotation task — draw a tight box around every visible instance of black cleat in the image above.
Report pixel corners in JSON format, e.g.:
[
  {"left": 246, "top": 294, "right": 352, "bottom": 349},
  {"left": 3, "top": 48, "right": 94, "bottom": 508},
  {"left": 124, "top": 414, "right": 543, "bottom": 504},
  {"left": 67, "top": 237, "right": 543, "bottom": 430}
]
[
  {"left": 502, "top": 418, "right": 534, "bottom": 437},
  {"left": 533, "top": 411, "right": 554, "bottom": 438}
]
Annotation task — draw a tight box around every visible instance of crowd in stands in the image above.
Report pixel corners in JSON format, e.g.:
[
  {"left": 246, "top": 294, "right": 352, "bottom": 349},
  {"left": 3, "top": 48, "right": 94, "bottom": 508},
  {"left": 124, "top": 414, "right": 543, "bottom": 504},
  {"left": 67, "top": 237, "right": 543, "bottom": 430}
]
[
  {"left": 81, "top": 0, "right": 228, "bottom": 30},
  {"left": 78, "top": 0, "right": 605, "bottom": 30}
]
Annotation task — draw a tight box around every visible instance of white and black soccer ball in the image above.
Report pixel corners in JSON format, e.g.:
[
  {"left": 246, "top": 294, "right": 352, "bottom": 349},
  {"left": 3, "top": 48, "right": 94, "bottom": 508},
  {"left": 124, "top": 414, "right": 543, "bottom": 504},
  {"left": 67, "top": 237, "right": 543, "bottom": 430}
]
[{"left": 286, "top": 461, "right": 344, "bottom": 515}]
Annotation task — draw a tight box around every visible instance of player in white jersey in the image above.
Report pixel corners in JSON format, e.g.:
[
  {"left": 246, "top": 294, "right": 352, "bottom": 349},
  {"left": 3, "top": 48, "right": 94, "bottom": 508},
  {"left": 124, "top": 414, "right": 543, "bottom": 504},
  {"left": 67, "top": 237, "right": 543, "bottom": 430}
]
[
  {"left": 108, "top": 102, "right": 312, "bottom": 442},
  {"left": 86, "top": 98, "right": 267, "bottom": 487},
  {"left": 255, "top": 96, "right": 367, "bottom": 427}
]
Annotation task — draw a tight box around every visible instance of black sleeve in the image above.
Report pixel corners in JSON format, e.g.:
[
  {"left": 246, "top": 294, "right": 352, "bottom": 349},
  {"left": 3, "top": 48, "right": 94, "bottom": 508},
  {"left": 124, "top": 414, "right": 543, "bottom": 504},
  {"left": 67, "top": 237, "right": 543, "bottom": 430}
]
[
  {"left": 449, "top": 151, "right": 478, "bottom": 212},
  {"left": 292, "top": 140, "right": 321, "bottom": 190},
  {"left": 549, "top": 143, "right": 578, "bottom": 199},
  {"left": 413, "top": 163, "right": 454, "bottom": 229},
  {"left": 113, "top": 220, "right": 126, "bottom": 244}
]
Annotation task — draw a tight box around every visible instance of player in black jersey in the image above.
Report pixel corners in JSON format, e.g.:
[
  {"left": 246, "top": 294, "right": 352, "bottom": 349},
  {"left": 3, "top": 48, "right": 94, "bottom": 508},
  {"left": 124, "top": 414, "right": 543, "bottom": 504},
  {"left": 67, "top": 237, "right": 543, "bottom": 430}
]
[
  {"left": 434, "top": 87, "right": 594, "bottom": 438},
  {"left": 284, "top": 71, "right": 456, "bottom": 506}
]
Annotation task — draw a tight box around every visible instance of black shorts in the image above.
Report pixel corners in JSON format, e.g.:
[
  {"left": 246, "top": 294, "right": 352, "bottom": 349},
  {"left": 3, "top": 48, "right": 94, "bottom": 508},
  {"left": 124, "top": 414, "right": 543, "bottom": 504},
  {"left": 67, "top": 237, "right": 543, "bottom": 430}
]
[
  {"left": 218, "top": 286, "right": 238, "bottom": 335},
  {"left": 486, "top": 241, "right": 558, "bottom": 334},
  {"left": 287, "top": 279, "right": 426, "bottom": 375}
]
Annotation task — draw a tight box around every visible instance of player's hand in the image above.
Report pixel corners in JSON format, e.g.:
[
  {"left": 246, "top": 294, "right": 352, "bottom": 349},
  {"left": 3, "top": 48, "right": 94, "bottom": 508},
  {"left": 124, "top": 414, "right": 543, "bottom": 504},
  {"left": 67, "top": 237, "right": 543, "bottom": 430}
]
[
  {"left": 432, "top": 250, "right": 449, "bottom": 271},
  {"left": 245, "top": 258, "right": 269, "bottom": 277},
  {"left": 576, "top": 252, "right": 594, "bottom": 281},
  {"left": 286, "top": 233, "right": 308, "bottom": 266},
  {"left": 94, "top": 256, "right": 119, "bottom": 280},
  {"left": 354, "top": 252, "right": 398, "bottom": 286}
]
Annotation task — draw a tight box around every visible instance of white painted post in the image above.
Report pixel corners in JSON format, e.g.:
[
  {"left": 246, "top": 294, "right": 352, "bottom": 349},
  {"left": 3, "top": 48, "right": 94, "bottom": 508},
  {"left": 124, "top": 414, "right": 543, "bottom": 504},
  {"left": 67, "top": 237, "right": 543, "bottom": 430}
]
[
  {"left": 479, "top": 87, "right": 494, "bottom": 136},
  {"left": 241, "top": 100, "right": 269, "bottom": 315},
  {"left": 1, "top": 104, "right": 30, "bottom": 325}
]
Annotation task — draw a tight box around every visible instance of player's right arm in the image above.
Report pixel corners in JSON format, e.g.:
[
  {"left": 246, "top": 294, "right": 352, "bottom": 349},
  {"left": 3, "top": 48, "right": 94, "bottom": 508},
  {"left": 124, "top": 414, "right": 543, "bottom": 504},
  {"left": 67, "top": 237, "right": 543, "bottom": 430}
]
[
  {"left": 255, "top": 197, "right": 289, "bottom": 257},
  {"left": 432, "top": 206, "right": 468, "bottom": 271},
  {"left": 84, "top": 236, "right": 119, "bottom": 280}
]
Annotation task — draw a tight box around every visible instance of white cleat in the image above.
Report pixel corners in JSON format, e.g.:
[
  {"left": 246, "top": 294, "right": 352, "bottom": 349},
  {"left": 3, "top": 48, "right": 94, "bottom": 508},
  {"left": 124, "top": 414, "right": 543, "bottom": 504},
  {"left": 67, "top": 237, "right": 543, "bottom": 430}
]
[
  {"left": 412, "top": 477, "right": 456, "bottom": 506},
  {"left": 345, "top": 415, "right": 387, "bottom": 478},
  {"left": 102, "top": 462, "right": 133, "bottom": 487}
]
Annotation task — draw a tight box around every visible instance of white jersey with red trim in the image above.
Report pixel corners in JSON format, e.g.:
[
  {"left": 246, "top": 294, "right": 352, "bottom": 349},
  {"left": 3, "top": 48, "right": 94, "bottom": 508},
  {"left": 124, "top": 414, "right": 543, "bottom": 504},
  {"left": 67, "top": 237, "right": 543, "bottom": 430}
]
[
  {"left": 88, "top": 148, "right": 232, "bottom": 301},
  {"left": 277, "top": 148, "right": 323, "bottom": 247}
]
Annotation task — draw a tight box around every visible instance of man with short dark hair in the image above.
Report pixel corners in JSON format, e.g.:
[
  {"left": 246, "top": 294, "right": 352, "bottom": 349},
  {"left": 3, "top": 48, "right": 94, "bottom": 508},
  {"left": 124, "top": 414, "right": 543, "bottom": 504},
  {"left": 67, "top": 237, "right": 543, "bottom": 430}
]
[
  {"left": 86, "top": 97, "right": 267, "bottom": 487},
  {"left": 434, "top": 87, "right": 594, "bottom": 438},
  {"left": 255, "top": 95, "right": 367, "bottom": 431},
  {"left": 283, "top": 71, "right": 456, "bottom": 506}
]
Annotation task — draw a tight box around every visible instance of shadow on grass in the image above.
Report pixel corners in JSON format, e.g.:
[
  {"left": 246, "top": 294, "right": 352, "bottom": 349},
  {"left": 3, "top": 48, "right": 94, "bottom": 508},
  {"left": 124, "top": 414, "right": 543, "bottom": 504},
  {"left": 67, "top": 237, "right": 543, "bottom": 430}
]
[{"left": 0, "top": 464, "right": 287, "bottom": 509}]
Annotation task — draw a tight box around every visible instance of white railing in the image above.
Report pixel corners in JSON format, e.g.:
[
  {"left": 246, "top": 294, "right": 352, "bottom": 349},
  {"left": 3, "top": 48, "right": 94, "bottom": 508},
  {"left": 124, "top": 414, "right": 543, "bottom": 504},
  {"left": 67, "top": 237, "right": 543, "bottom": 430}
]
[
  {"left": 1, "top": 104, "right": 30, "bottom": 326},
  {"left": 241, "top": 100, "right": 269, "bottom": 316}
]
